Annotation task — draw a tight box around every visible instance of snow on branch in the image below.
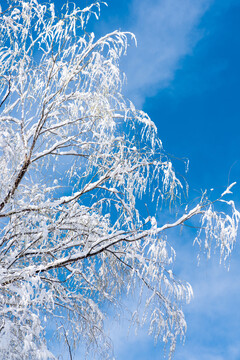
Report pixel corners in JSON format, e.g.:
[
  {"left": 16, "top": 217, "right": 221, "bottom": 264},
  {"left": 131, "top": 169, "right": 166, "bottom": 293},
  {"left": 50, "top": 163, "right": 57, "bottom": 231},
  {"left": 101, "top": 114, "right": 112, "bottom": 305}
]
[
  {"left": 195, "top": 185, "right": 240, "bottom": 262},
  {"left": 0, "top": 1, "right": 238, "bottom": 359}
]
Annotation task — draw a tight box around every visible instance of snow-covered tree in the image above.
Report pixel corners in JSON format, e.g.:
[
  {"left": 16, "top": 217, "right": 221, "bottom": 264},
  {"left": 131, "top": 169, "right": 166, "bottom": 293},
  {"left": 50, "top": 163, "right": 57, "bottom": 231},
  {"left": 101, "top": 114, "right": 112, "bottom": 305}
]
[{"left": 0, "top": 1, "right": 239, "bottom": 359}]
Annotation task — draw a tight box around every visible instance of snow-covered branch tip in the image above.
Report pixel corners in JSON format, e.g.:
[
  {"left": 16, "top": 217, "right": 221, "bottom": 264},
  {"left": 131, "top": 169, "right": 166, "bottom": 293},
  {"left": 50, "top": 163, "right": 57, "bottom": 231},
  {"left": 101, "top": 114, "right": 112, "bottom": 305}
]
[{"left": 194, "top": 183, "right": 240, "bottom": 262}]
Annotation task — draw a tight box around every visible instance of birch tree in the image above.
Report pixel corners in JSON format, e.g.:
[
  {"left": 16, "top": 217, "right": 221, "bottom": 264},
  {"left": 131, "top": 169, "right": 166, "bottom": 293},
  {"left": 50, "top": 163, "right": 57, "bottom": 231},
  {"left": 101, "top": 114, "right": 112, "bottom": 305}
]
[{"left": 0, "top": 1, "right": 239, "bottom": 359}]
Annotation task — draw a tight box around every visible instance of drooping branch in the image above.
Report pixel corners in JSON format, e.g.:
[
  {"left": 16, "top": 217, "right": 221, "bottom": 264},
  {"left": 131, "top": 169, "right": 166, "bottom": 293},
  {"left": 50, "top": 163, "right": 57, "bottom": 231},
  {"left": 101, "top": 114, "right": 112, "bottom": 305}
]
[{"left": 0, "top": 76, "right": 11, "bottom": 109}]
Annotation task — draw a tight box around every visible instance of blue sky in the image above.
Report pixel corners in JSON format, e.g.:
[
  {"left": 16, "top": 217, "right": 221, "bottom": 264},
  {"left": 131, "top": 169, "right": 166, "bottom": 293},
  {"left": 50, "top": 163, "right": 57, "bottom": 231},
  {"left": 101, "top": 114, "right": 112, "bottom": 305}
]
[
  {"left": 49, "top": 0, "right": 240, "bottom": 358},
  {"left": 95, "top": 1, "right": 240, "bottom": 359}
]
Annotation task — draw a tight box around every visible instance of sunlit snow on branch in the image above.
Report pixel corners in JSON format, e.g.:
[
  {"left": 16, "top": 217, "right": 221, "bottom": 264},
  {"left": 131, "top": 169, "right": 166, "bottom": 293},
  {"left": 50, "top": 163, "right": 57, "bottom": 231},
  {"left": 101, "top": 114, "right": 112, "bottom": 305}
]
[{"left": 0, "top": 1, "right": 238, "bottom": 359}]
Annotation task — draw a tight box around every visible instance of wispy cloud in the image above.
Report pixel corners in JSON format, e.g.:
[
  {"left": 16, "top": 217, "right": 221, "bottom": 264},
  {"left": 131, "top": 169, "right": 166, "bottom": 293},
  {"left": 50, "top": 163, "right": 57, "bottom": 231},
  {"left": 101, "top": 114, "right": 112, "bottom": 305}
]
[
  {"left": 119, "top": 0, "right": 212, "bottom": 106},
  {"left": 101, "top": 228, "right": 240, "bottom": 360},
  {"left": 169, "top": 227, "right": 240, "bottom": 360}
]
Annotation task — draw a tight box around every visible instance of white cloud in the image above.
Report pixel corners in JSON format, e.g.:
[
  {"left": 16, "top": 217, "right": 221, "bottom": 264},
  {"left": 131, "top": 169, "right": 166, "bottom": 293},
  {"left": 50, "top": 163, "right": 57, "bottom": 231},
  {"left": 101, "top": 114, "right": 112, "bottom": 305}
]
[
  {"left": 100, "top": 227, "right": 240, "bottom": 360},
  {"left": 169, "top": 227, "right": 240, "bottom": 360},
  {"left": 119, "top": 0, "right": 212, "bottom": 106}
]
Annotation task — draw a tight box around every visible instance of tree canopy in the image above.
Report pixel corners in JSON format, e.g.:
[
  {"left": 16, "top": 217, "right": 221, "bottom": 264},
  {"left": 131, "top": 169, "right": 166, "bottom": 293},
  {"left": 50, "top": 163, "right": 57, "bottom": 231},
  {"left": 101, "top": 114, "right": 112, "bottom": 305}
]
[{"left": 0, "top": 1, "right": 239, "bottom": 359}]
